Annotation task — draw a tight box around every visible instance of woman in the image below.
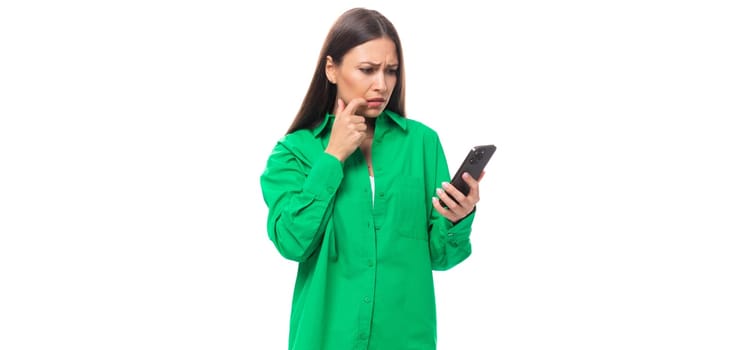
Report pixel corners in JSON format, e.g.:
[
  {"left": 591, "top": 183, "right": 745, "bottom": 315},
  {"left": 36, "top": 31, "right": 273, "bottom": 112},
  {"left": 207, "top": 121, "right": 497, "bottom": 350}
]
[{"left": 260, "top": 7, "right": 483, "bottom": 350}]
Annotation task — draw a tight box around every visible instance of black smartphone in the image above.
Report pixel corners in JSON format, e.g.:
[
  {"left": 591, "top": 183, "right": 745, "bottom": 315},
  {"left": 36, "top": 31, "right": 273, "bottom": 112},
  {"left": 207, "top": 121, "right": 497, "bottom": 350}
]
[{"left": 439, "top": 144, "right": 496, "bottom": 206}]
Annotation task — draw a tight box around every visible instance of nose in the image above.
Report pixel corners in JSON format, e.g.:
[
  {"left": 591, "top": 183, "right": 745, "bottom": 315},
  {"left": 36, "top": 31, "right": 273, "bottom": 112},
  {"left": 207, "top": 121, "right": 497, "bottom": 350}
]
[{"left": 372, "top": 71, "right": 386, "bottom": 91}]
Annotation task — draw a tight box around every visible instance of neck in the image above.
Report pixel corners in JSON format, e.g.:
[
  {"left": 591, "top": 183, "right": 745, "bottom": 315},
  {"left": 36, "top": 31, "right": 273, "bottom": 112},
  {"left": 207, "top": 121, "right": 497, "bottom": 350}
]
[{"left": 365, "top": 117, "right": 376, "bottom": 138}]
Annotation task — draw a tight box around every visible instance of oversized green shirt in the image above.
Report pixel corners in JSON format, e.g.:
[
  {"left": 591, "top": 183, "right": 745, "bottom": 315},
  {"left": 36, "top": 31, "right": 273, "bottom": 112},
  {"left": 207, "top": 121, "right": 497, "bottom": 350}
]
[{"left": 260, "top": 110, "right": 475, "bottom": 350}]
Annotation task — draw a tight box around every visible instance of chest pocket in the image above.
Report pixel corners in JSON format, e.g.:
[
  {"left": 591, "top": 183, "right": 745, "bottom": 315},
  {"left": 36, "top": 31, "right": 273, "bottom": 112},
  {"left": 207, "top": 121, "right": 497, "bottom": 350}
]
[{"left": 393, "top": 175, "right": 428, "bottom": 240}]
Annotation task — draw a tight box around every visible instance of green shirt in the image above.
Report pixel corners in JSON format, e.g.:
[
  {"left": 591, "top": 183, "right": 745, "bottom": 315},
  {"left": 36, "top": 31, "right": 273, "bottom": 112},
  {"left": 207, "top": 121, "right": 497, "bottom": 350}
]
[{"left": 260, "top": 110, "right": 475, "bottom": 350}]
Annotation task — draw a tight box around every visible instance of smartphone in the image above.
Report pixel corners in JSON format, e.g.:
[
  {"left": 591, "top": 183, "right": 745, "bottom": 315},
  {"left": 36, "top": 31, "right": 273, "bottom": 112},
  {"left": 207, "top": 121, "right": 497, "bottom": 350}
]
[{"left": 439, "top": 144, "right": 496, "bottom": 207}]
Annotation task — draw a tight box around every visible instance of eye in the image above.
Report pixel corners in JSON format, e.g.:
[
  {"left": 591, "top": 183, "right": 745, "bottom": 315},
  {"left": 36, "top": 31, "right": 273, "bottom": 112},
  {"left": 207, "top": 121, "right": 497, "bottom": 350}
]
[
  {"left": 359, "top": 67, "right": 375, "bottom": 74},
  {"left": 387, "top": 68, "right": 399, "bottom": 75}
]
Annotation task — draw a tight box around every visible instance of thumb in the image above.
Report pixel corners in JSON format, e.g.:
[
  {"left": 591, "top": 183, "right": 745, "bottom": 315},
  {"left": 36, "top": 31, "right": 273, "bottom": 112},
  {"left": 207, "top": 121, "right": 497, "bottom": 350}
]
[{"left": 334, "top": 98, "right": 344, "bottom": 116}]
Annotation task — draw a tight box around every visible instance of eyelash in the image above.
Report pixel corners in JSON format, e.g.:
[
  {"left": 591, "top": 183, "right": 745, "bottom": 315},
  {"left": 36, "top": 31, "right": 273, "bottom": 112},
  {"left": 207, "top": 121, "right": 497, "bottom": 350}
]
[{"left": 359, "top": 68, "right": 398, "bottom": 75}]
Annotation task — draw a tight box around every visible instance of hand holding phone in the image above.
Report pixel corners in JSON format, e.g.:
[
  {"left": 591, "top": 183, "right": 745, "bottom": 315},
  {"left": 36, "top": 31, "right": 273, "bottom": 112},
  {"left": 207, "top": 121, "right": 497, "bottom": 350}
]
[{"left": 439, "top": 144, "right": 496, "bottom": 207}]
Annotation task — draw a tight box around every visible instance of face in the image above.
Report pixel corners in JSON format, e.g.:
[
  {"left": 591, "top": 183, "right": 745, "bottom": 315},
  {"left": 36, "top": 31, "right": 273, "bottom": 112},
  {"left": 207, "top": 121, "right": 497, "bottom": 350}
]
[{"left": 326, "top": 37, "right": 399, "bottom": 118}]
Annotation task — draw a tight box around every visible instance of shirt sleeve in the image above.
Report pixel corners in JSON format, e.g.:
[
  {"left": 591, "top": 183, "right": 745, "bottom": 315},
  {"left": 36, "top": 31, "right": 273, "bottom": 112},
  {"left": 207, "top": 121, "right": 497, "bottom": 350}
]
[
  {"left": 429, "top": 210, "right": 475, "bottom": 271},
  {"left": 427, "top": 135, "right": 475, "bottom": 271},
  {"left": 260, "top": 141, "right": 343, "bottom": 262}
]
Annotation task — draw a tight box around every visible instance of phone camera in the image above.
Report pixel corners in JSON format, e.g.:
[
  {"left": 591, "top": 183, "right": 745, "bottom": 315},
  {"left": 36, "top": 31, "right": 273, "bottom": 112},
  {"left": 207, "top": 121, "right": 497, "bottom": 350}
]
[{"left": 470, "top": 152, "right": 483, "bottom": 164}]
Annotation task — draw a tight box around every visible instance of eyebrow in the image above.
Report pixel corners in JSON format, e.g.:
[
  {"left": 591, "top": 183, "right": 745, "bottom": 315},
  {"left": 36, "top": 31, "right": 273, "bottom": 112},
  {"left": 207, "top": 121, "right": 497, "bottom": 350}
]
[{"left": 360, "top": 61, "right": 399, "bottom": 67}]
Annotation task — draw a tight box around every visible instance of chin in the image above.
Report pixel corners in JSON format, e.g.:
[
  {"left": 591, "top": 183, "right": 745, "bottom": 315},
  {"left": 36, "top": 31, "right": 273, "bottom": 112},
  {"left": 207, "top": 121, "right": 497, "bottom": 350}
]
[{"left": 364, "top": 108, "right": 385, "bottom": 118}]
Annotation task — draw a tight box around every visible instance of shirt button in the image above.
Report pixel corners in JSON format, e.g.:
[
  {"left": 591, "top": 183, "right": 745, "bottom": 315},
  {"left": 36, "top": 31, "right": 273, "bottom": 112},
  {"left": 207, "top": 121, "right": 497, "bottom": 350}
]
[
  {"left": 374, "top": 225, "right": 380, "bottom": 231},
  {"left": 326, "top": 186, "right": 334, "bottom": 193},
  {"left": 378, "top": 192, "right": 384, "bottom": 197},
  {"left": 360, "top": 333, "right": 368, "bottom": 340},
  {"left": 367, "top": 260, "right": 374, "bottom": 267},
  {"left": 363, "top": 296, "right": 371, "bottom": 303}
]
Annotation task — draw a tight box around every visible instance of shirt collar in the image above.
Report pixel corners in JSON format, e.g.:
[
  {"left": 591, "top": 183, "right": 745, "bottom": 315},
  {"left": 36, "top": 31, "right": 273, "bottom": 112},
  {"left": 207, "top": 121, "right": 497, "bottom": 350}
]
[{"left": 312, "top": 109, "right": 407, "bottom": 137}]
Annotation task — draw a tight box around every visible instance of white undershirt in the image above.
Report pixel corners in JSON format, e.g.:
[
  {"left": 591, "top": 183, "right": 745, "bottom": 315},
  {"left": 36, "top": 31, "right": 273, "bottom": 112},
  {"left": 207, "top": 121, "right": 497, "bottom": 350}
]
[{"left": 369, "top": 176, "right": 375, "bottom": 205}]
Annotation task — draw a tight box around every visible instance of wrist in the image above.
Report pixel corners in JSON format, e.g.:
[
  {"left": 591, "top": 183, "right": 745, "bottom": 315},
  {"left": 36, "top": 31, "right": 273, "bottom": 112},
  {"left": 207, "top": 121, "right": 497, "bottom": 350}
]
[{"left": 324, "top": 149, "right": 346, "bottom": 163}]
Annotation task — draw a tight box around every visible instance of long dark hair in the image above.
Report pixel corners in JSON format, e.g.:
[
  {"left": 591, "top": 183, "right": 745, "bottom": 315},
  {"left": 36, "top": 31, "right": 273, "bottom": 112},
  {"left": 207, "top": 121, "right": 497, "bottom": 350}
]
[{"left": 286, "top": 8, "right": 406, "bottom": 134}]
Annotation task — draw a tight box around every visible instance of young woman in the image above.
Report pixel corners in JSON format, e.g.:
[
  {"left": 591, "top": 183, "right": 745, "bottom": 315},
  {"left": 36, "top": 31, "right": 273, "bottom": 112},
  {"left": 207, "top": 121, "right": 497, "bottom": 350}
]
[{"left": 260, "top": 7, "right": 484, "bottom": 350}]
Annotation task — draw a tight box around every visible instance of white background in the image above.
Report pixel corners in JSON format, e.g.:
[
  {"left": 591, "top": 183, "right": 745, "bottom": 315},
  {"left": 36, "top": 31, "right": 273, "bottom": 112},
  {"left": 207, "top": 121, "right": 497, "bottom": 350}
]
[{"left": 1, "top": 1, "right": 749, "bottom": 349}]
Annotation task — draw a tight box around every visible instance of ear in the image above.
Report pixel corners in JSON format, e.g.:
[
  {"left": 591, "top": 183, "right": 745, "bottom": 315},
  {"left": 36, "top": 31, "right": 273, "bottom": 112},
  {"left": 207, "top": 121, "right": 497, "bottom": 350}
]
[{"left": 325, "top": 56, "right": 337, "bottom": 84}]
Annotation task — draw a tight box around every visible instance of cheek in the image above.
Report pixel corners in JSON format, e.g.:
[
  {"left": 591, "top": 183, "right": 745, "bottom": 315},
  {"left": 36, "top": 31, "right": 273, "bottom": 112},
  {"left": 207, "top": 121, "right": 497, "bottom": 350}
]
[
  {"left": 340, "top": 75, "right": 368, "bottom": 96},
  {"left": 387, "top": 76, "right": 398, "bottom": 89}
]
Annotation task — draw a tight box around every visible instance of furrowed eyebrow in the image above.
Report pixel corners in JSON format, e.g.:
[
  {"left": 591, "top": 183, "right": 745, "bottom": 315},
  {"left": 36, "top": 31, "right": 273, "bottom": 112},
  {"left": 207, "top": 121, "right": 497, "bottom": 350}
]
[{"left": 359, "top": 61, "right": 399, "bottom": 67}]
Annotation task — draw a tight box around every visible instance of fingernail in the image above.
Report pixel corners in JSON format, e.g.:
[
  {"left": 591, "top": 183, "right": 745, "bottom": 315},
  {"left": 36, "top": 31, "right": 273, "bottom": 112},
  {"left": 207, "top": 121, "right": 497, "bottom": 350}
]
[
  {"left": 441, "top": 181, "right": 449, "bottom": 188},
  {"left": 436, "top": 188, "right": 443, "bottom": 195}
]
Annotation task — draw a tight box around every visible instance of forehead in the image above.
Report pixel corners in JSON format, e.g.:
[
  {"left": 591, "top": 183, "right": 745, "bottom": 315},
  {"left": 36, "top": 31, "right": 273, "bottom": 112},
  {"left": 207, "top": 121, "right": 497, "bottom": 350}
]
[{"left": 342, "top": 37, "right": 398, "bottom": 64}]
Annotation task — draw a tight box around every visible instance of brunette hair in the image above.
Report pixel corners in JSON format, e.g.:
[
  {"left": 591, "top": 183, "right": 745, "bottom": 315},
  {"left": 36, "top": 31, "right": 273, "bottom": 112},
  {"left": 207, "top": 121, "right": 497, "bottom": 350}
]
[{"left": 286, "top": 8, "right": 406, "bottom": 134}]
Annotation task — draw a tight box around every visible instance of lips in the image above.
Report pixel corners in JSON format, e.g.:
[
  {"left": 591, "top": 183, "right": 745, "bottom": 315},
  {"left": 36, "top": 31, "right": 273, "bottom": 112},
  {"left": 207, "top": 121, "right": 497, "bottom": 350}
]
[{"left": 366, "top": 97, "right": 386, "bottom": 108}]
